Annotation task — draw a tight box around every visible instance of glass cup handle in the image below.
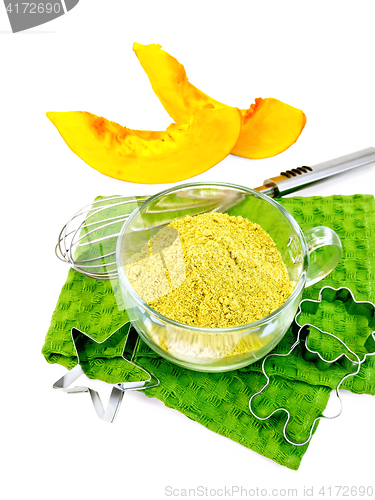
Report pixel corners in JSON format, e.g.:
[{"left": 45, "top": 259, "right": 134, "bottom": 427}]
[{"left": 303, "top": 226, "right": 343, "bottom": 287}]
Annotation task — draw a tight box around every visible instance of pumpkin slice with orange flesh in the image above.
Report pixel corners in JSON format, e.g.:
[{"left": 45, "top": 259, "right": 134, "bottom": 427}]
[
  {"left": 47, "top": 108, "right": 242, "bottom": 184},
  {"left": 133, "top": 43, "right": 306, "bottom": 159}
]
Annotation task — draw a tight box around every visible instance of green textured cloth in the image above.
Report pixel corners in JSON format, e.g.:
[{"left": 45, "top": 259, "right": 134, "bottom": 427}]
[{"left": 42, "top": 194, "right": 375, "bottom": 470}]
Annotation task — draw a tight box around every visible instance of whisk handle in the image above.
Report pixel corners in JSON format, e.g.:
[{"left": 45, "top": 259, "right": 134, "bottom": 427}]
[{"left": 255, "top": 147, "right": 375, "bottom": 197}]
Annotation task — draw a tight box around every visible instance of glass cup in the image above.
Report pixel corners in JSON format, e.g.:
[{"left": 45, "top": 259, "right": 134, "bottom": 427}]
[{"left": 116, "top": 182, "right": 342, "bottom": 372}]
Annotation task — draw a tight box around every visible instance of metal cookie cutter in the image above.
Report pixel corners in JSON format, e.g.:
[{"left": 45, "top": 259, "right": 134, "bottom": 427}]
[
  {"left": 53, "top": 323, "right": 160, "bottom": 422},
  {"left": 249, "top": 286, "right": 375, "bottom": 447}
]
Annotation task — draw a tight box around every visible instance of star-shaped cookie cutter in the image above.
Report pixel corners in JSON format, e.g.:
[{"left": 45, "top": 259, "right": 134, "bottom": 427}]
[
  {"left": 53, "top": 323, "right": 159, "bottom": 422},
  {"left": 249, "top": 286, "right": 375, "bottom": 447}
]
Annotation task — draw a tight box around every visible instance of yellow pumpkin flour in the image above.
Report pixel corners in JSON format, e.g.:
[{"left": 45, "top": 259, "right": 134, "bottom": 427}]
[{"left": 126, "top": 213, "right": 293, "bottom": 328}]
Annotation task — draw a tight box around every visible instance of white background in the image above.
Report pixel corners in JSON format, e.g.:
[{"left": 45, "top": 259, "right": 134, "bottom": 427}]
[{"left": 1, "top": 1, "right": 375, "bottom": 498}]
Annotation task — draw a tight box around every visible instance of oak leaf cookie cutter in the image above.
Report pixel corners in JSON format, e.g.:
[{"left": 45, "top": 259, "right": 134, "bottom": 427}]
[
  {"left": 249, "top": 286, "right": 375, "bottom": 447},
  {"left": 53, "top": 323, "right": 159, "bottom": 422}
]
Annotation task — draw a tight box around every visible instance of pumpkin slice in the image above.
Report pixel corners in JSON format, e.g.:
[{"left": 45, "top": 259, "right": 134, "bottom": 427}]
[
  {"left": 231, "top": 97, "right": 306, "bottom": 159},
  {"left": 47, "top": 108, "right": 242, "bottom": 184},
  {"left": 133, "top": 43, "right": 306, "bottom": 159}
]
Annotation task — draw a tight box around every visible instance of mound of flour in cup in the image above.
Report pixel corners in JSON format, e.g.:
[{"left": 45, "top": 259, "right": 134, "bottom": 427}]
[{"left": 126, "top": 213, "right": 293, "bottom": 328}]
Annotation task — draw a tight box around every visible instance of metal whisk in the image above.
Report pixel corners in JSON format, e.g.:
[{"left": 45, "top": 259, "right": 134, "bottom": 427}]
[
  {"left": 56, "top": 195, "right": 149, "bottom": 280},
  {"left": 56, "top": 148, "right": 375, "bottom": 280},
  {"left": 55, "top": 192, "right": 226, "bottom": 279}
]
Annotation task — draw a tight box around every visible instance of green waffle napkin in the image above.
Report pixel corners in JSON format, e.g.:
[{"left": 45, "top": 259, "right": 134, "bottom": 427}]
[{"left": 42, "top": 194, "right": 375, "bottom": 470}]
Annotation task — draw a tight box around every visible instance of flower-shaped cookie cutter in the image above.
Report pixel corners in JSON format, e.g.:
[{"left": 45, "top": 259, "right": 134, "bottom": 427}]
[{"left": 249, "top": 286, "right": 375, "bottom": 447}]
